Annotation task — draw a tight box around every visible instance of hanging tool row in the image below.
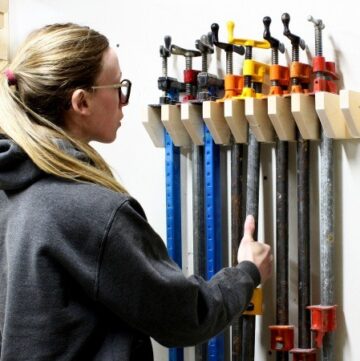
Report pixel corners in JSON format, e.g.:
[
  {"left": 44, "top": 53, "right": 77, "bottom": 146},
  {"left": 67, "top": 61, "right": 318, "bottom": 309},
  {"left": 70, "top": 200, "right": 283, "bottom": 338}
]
[
  {"left": 144, "top": 13, "right": 340, "bottom": 361},
  {"left": 147, "top": 13, "right": 360, "bottom": 145}
]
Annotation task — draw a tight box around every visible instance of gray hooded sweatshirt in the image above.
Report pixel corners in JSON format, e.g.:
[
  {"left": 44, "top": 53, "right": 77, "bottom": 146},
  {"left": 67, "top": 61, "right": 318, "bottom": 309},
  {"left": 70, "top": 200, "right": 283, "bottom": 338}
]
[{"left": 0, "top": 136, "right": 260, "bottom": 361}]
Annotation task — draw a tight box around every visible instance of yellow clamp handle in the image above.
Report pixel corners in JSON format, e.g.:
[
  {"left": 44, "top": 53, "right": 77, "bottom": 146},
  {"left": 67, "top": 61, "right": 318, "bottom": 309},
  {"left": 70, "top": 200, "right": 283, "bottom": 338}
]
[
  {"left": 227, "top": 21, "right": 270, "bottom": 49},
  {"left": 243, "top": 287, "right": 263, "bottom": 315}
]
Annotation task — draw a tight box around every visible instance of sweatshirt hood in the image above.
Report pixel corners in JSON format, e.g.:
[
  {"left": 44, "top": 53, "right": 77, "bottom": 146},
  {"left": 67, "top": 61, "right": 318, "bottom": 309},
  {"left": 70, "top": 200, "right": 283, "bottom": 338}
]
[{"left": 0, "top": 136, "right": 89, "bottom": 191}]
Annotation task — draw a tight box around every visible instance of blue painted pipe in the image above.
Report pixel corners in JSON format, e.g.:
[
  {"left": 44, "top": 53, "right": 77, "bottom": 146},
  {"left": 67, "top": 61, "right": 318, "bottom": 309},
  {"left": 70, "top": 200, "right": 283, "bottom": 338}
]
[
  {"left": 204, "top": 125, "right": 224, "bottom": 361},
  {"left": 165, "top": 130, "right": 184, "bottom": 361}
]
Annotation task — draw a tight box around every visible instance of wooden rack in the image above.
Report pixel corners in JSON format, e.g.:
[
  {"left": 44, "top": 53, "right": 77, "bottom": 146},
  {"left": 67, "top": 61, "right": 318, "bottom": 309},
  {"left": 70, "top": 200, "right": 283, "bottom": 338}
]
[{"left": 144, "top": 91, "right": 360, "bottom": 147}]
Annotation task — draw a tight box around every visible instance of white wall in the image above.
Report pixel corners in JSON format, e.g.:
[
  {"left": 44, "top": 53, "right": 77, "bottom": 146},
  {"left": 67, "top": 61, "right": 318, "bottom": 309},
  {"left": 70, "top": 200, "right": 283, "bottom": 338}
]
[{"left": 9, "top": 1, "right": 360, "bottom": 360}]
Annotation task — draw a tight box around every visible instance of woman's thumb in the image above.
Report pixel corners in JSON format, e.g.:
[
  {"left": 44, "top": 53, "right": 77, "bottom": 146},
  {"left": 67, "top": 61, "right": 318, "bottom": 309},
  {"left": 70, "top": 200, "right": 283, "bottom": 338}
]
[{"left": 243, "top": 215, "right": 256, "bottom": 240}]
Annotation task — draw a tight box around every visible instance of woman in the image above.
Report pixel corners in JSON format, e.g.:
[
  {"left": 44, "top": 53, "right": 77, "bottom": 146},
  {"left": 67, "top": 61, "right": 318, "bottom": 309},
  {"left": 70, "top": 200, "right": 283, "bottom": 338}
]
[{"left": 0, "top": 23, "right": 272, "bottom": 360}]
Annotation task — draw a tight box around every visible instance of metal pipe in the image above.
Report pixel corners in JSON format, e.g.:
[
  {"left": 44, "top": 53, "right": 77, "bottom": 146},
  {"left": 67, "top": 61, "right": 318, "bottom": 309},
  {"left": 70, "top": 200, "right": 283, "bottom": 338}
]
[
  {"left": 204, "top": 125, "right": 224, "bottom": 361},
  {"left": 241, "top": 127, "right": 260, "bottom": 361},
  {"left": 240, "top": 38, "right": 261, "bottom": 361},
  {"left": 245, "top": 131, "right": 260, "bottom": 236},
  {"left": 297, "top": 132, "right": 311, "bottom": 348},
  {"left": 165, "top": 131, "right": 184, "bottom": 361},
  {"left": 276, "top": 140, "right": 289, "bottom": 361},
  {"left": 320, "top": 129, "right": 335, "bottom": 361},
  {"left": 231, "top": 140, "right": 245, "bottom": 361},
  {"left": 192, "top": 143, "right": 207, "bottom": 361}
]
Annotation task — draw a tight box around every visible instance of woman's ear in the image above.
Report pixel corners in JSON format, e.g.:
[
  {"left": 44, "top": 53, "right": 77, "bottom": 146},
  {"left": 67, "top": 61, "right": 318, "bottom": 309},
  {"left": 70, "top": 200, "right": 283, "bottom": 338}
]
[{"left": 70, "top": 89, "right": 92, "bottom": 116}]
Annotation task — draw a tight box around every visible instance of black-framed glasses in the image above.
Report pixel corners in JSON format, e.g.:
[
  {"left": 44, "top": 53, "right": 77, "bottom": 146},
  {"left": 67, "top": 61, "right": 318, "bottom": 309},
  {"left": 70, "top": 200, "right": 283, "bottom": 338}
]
[{"left": 91, "top": 79, "right": 132, "bottom": 105}]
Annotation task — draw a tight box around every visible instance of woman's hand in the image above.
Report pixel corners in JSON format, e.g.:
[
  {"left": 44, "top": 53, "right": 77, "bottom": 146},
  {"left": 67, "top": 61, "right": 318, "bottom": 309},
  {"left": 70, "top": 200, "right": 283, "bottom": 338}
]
[{"left": 237, "top": 215, "right": 273, "bottom": 283}]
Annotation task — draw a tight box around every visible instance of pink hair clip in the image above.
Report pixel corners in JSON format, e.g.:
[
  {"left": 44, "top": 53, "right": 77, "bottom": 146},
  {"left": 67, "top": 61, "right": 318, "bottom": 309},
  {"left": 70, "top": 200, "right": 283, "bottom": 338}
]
[{"left": 4, "top": 68, "right": 17, "bottom": 86}]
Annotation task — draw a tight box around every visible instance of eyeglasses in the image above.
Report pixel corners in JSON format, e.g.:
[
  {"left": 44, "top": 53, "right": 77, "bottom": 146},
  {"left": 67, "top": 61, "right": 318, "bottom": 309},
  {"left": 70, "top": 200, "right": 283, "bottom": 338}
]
[{"left": 91, "top": 79, "right": 132, "bottom": 105}]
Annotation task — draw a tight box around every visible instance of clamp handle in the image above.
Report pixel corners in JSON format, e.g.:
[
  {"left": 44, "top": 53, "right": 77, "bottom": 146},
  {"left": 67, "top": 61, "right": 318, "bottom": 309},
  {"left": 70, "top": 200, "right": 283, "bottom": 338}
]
[
  {"left": 170, "top": 44, "right": 201, "bottom": 58},
  {"left": 160, "top": 35, "right": 172, "bottom": 58},
  {"left": 263, "top": 16, "right": 285, "bottom": 53},
  {"left": 211, "top": 23, "right": 245, "bottom": 55},
  {"left": 308, "top": 15, "right": 325, "bottom": 30},
  {"left": 195, "top": 33, "right": 214, "bottom": 55},
  {"left": 281, "top": 13, "right": 306, "bottom": 50},
  {"left": 227, "top": 20, "right": 270, "bottom": 49}
]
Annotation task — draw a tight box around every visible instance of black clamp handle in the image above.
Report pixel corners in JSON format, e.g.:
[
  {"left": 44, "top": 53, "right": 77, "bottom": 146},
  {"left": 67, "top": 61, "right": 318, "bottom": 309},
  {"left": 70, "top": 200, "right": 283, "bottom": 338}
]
[
  {"left": 195, "top": 33, "right": 214, "bottom": 55},
  {"left": 159, "top": 35, "right": 171, "bottom": 58},
  {"left": 211, "top": 23, "right": 245, "bottom": 55},
  {"left": 281, "top": 13, "right": 306, "bottom": 50},
  {"left": 263, "top": 16, "right": 285, "bottom": 53},
  {"left": 170, "top": 44, "right": 201, "bottom": 58}
]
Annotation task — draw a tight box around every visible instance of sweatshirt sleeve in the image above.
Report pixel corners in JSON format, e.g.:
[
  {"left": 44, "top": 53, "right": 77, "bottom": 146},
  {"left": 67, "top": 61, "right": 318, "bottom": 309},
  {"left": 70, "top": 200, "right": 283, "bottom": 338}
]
[{"left": 95, "top": 198, "right": 260, "bottom": 348}]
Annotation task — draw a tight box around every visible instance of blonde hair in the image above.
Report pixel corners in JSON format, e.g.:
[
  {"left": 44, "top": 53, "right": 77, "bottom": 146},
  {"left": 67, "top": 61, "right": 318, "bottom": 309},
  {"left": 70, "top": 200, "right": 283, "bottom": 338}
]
[{"left": 0, "top": 23, "right": 127, "bottom": 193}]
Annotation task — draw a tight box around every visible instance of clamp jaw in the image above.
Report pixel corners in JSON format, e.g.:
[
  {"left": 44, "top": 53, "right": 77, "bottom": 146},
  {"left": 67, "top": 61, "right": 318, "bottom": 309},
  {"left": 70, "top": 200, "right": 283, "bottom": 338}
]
[
  {"left": 263, "top": 16, "right": 290, "bottom": 95},
  {"left": 290, "top": 348, "right": 317, "bottom": 361},
  {"left": 269, "top": 325, "right": 294, "bottom": 351},
  {"left": 242, "top": 288, "right": 263, "bottom": 316},
  {"left": 170, "top": 43, "right": 201, "bottom": 102},
  {"left": 307, "top": 305, "right": 337, "bottom": 348},
  {"left": 227, "top": 20, "right": 270, "bottom": 98}
]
